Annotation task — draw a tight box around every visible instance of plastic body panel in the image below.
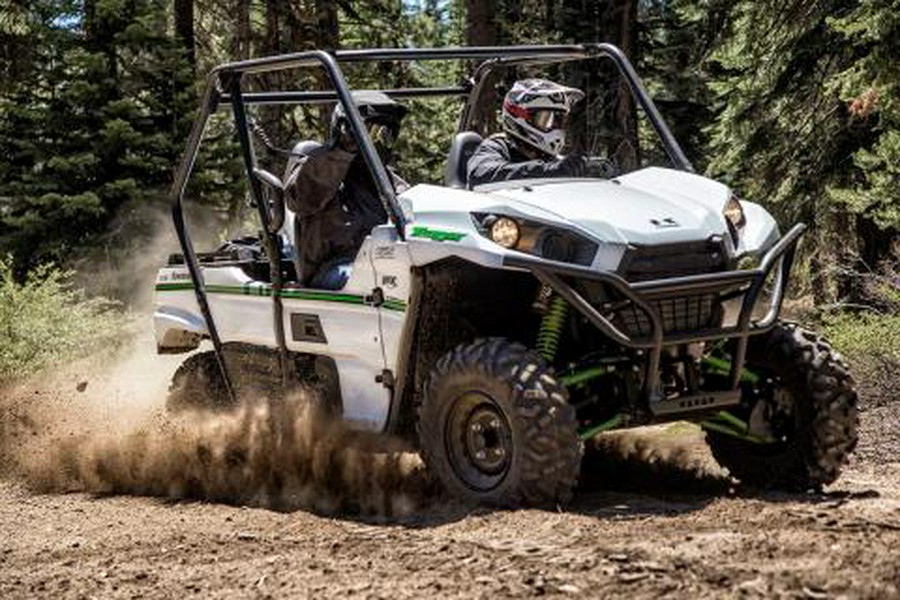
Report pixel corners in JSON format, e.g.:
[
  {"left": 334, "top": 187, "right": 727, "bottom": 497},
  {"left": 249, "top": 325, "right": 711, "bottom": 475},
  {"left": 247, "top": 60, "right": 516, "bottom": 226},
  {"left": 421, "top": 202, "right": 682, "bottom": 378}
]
[{"left": 154, "top": 254, "right": 398, "bottom": 430}]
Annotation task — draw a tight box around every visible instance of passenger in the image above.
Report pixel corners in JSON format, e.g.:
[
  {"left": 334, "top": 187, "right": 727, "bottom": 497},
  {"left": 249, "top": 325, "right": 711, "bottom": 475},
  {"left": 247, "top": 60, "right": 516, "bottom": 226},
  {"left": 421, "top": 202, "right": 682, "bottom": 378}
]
[
  {"left": 284, "top": 91, "right": 407, "bottom": 290},
  {"left": 467, "top": 78, "right": 587, "bottom": 187},
  {"left": 332, "top": 91, "right": 409, "bottom": 252}
]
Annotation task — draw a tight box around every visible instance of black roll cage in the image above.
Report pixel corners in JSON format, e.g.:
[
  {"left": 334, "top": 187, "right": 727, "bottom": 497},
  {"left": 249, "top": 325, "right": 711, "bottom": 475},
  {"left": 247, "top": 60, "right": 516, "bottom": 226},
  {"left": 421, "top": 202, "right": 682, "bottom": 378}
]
[{"left": 170, "top": 43, "right": 693, "bottom": 401}]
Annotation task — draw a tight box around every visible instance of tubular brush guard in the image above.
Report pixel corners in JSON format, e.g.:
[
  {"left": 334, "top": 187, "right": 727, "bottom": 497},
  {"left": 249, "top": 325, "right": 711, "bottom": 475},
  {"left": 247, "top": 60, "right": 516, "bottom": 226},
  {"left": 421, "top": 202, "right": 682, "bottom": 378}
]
[{"left": 504, "top": 223, "right": 806, "bottom": 413}]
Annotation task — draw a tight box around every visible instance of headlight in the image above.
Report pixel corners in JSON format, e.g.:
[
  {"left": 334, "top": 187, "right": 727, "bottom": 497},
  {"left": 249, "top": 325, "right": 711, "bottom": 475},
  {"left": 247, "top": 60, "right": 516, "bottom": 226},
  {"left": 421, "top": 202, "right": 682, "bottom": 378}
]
[
  {"left": 490, "top": 216, "right": 520, "bottom": 249},
  {"left": 472, "top": 213, "right": 599, "bottom": 266},
  {"left": 724, "top": 194, "right": 746, "bottom": 230}
]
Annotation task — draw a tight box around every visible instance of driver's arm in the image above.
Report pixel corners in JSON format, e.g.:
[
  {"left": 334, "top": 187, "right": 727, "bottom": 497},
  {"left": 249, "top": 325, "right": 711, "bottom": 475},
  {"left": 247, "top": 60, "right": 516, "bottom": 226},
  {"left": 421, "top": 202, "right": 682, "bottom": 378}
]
[{"left": 466, "top": 136, "right": 584, "bottom": 188}]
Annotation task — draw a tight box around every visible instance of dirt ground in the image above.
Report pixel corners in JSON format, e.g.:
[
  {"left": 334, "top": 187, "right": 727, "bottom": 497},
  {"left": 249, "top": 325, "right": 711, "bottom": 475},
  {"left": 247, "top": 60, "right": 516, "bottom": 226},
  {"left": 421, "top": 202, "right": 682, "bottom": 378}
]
[{"left": 1, "top": 337, "right": 898, "bottom": 599}]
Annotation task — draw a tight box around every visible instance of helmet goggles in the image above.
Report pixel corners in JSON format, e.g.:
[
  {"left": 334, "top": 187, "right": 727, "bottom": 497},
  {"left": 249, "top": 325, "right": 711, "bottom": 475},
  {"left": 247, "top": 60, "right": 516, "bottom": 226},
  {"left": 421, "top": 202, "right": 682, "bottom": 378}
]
[{"left": 530, "top": 108, "right": 568, "bottom": 133}]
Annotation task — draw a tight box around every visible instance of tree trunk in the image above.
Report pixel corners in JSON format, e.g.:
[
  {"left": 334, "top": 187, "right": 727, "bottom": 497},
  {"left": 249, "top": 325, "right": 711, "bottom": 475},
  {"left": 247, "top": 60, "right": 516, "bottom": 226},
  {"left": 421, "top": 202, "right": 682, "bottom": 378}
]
[
  {"left": 856, "top": 216, "right": 895, "bottom": 270},
  {"left": 83, "top": 0, "right": 97, "bottom": 45},
  {"left": 174, "top": 0, "right": 195, "bottom": 67},
  {"left": 264, "top": 0, "right": 281, "bottom": 55},
  {"left": 848, "top": 215, "right": 897, "bottom": 305},
  {"left": 315, "top": 0, "right": 340, "bottom": 51},
  {"left": 281, "top": 1, "right": 339, "bottom": 136},
  {"left": 609, "top": 0, "right": 639, "bottom": 169},
  {"left": 466, "top": 0, "right": 499, "bottom": 134},
  {"left": 233, "top": 0, "right": 251, "bottom": 60}
]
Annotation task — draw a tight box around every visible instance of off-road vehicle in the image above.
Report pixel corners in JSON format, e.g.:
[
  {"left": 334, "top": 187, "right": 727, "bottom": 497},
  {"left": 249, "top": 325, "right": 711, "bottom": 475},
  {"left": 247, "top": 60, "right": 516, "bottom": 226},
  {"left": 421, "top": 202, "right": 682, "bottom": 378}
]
[{"left": 154, "top": 44, "right": 858, "bottom": 506}]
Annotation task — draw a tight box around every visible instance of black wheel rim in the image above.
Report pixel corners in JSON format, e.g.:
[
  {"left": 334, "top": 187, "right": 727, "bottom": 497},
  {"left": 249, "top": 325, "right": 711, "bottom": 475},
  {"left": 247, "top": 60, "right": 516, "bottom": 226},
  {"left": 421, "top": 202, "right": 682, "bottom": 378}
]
[
  {"left": 445, "top": 391, "right": 513, "bottom": 492},
  {"left": 742, "top": 372, "right": 797, "bottom": 450}
]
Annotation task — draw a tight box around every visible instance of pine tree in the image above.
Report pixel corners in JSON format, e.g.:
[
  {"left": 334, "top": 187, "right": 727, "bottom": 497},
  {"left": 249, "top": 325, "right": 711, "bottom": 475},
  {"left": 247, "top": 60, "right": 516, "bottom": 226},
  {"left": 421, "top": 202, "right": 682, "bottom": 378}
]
[
  {"left": 639, "top": 0, "right": 729, "bottom": 169},
  {"left": 704, "top": 0, "right": 870, "bottom": 301},
  {"left": 825, "top": 0, "right": 900, "bottom": 268},
  {"left": 0, "top": 0, "right": 197, "bottom": 276}
]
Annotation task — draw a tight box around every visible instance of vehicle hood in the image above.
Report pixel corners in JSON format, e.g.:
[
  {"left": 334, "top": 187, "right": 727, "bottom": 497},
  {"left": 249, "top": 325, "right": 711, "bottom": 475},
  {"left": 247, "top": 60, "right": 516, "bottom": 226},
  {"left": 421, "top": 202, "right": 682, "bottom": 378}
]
[
  {"left": 476, "top": 167, "right": 731, "bottom": 245},
  {"left": 396, "top": 167, "right": 742, "bottom": 272}
]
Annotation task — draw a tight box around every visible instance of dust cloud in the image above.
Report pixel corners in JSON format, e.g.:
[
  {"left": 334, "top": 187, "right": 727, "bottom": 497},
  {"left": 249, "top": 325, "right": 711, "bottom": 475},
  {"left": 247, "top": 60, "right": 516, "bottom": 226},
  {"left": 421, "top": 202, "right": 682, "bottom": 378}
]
[
  {"left": 1, "top": 334, "right": 732, "bottom": 514},
  {"left": 1, "top": 339, "right": 427, "bottom": 518},
  {"left": 1, "top": 187, "right": 430, "bottom": 517},
  {"left": 20, "top": 400, "right": 427, "bottom": 517},
  {"left": 580, "top": 425, "right": 730, "bottom": 495}
]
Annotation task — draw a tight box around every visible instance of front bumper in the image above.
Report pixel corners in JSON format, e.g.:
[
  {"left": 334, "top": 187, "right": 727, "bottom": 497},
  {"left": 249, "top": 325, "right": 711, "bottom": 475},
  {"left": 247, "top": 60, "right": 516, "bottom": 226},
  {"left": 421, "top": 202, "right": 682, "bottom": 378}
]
[{"left": 504, "top": 223, "right": 806, "bottom": 407}]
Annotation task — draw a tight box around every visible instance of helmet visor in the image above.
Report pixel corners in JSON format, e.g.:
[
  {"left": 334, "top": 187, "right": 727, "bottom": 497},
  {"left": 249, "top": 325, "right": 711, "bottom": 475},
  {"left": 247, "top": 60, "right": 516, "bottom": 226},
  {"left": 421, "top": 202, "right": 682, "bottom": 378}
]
[{"left": 530, "top": 109, "right": 568, "bottom": 133}]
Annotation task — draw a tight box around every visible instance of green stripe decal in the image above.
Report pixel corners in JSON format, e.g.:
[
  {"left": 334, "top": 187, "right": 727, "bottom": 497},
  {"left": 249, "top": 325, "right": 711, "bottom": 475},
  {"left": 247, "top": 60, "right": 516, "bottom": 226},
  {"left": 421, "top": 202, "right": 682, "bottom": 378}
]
[
  {"left": 156, "top": 282, "right": 406, "bottom": 312},
  {"left": 410, "top": 225, "right": 467, "bottom": 242},
  {"left": 155, "top": 282, "right": 193, "bottom": 291},
  {"left": 383, "top": 299, "right": 406, "bottom": 312}
]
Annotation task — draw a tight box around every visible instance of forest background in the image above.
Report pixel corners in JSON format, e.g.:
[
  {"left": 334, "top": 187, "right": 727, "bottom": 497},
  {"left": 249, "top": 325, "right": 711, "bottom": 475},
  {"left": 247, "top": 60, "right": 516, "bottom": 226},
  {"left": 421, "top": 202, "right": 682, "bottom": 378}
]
[{"left": 0, "top": 0, "right": 899, "bottom": 396}]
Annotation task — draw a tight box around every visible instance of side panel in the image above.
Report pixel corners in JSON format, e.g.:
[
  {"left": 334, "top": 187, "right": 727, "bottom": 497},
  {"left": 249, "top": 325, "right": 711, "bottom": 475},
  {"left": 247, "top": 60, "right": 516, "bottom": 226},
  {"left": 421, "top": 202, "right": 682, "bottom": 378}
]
[
  {"left": 367, "top": 227, "right": 414, "bottom": 379},
  {"left": 154, "top": 254, "right": 394, "bottom": 430}
]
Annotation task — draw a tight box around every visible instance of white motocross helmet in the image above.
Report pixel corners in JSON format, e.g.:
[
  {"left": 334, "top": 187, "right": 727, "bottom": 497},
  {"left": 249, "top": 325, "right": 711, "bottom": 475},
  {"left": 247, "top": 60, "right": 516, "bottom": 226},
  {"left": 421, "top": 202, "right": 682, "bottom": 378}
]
[{"left": 501, "top": 79, "right": 585, "bottom": 156}]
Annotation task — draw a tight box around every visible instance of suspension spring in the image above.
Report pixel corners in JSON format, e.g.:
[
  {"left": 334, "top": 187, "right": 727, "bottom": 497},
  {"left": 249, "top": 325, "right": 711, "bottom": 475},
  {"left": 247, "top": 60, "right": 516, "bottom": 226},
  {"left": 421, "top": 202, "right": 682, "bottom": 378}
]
[{"left": 536, "top": 295, "right": 569, "bottom": 363}]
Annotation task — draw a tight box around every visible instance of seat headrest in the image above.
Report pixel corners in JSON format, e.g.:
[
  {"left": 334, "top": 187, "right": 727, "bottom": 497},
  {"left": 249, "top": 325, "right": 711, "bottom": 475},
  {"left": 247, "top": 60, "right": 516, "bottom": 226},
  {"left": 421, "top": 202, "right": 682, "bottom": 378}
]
[{"left": 444, "top": 131, "right": 483, "bottom": 189}]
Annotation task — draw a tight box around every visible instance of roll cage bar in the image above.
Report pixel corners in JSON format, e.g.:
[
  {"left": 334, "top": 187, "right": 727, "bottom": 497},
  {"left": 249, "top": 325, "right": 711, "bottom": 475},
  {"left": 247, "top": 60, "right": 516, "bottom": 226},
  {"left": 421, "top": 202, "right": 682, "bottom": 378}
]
[{"left": 169, "top": 43, "right": 693, "bottom": 401}]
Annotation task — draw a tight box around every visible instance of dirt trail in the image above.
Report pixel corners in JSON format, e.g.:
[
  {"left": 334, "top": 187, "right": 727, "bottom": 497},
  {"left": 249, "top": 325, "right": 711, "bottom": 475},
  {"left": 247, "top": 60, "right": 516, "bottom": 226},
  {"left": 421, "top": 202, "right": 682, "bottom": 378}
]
[{"left": 1, "top": 338, "right": 899, "bottom": 599}]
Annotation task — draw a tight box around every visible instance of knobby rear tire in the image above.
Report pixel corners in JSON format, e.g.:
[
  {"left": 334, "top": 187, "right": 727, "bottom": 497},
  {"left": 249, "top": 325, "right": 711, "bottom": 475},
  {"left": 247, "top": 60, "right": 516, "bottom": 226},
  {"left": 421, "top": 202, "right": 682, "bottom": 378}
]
[{"left": 166, "top": 351, "right": 233, "bottom": 412}]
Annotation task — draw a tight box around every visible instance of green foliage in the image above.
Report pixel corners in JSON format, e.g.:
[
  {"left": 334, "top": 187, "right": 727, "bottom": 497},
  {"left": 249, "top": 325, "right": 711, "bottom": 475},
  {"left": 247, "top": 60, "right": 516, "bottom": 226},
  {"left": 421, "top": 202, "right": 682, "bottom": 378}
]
[
  {"left": 823, "top": 311, "right": 900, "bottom": 364},
  {"left": 1, "top": 0, "right": 898, "bottom": 309},
  {"left": 639, "top": 0, "right": 729, "bottom": 169},
  {"left": 333, "top": 2, "right": 466, "bottom": 184},
  {"left": 392, "top": 4, "right": 465, "bottom": 183},
  {"left": 0, "top": 257, "right": 125, "bottom": 380},
  {"left": 699, "top": 0, "right": 900, "bottom": 301},
  {"left": 820, "top": 310, "right": 900, "bottom": 405}
]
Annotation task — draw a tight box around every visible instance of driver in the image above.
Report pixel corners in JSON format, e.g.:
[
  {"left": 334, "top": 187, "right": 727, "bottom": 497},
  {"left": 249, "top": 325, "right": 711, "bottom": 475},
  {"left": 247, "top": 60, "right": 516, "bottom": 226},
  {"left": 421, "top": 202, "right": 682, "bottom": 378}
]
[
  {"left": 467, "top": 79, "right": 587, "bottom": 187},
  {"left": 284, "top": 91, "right": 407, "bottom": 289}
]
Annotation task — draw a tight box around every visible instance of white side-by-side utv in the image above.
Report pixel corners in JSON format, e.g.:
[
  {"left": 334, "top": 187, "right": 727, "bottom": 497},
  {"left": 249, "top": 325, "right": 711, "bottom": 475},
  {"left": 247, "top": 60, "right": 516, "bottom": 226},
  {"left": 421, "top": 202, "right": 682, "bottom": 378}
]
[{"left": 154, "top": 44, "right": 857, "bottom": 506}]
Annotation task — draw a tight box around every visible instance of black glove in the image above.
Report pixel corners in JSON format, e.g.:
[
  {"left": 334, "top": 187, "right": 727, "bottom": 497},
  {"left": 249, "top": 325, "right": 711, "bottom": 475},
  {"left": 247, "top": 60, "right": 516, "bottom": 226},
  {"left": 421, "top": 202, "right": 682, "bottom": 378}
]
[
  {"left": 585, "top": 156, "right": 619, "bottom": 178},
  {"left": 557, "top": 153, "right": 587, "bottom": 177}
]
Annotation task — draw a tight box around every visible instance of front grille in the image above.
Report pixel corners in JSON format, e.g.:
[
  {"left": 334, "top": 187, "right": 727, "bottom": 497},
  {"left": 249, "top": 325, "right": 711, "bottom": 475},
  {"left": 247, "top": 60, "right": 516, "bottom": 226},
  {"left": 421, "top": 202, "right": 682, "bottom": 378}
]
[
  {"left": 613, "top": 238, "right": 729, "bottom": 337},
  {"left": 613, "top": 294, "right": 722, "bottom": 338},
  {"left": 619, "top": 238, "right": 728, "bottom": 282}
]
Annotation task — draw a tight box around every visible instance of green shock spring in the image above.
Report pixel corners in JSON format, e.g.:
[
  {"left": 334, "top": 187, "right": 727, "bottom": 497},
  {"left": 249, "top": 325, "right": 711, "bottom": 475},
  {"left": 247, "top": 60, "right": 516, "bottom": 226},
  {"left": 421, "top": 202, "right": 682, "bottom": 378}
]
[{"left": 536, "top": 295, "right": 569, "bottom": 362}]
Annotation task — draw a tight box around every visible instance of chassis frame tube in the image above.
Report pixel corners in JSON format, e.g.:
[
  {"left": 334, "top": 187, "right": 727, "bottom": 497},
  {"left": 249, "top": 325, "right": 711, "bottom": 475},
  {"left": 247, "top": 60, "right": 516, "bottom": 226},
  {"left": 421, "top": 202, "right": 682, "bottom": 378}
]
[
  {"left": 213, "top": 44, "right": 689, "bottom": 171},
  {"left": 221, "top": 86, "right": 471, "bottom": 106},
  {"left": 504, "top": 223, "right": 806, "bottom": 403},
  {"left": 227, "top": 75, "right": 291, "bottom": 390},
  {"left": 169, "top": 76, "right": 237, "bottom": 402}
]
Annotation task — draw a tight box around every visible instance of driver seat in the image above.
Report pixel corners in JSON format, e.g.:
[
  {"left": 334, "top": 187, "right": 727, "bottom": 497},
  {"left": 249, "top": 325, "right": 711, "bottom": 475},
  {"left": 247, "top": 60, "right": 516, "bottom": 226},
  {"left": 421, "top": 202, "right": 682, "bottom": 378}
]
[{"left": 444, "top": 131, "right": 483, "bottom": 189}]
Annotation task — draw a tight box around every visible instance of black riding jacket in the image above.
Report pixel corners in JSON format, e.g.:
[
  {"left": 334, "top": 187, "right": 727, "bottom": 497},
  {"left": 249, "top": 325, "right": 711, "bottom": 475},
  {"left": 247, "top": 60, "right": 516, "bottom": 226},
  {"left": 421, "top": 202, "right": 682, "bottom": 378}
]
[
  {"left": 285, "top": 148, "right": 402, "bottom": 285},
  {"left": 466, "top": 134, "right": 582, "bottom": 188}
]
